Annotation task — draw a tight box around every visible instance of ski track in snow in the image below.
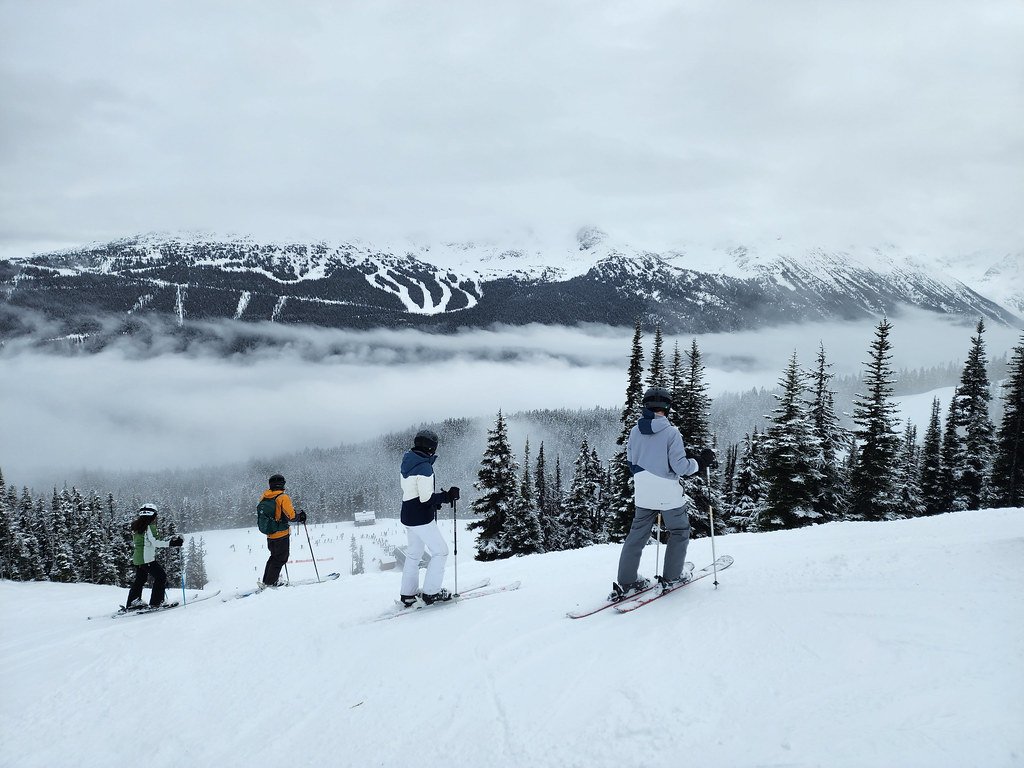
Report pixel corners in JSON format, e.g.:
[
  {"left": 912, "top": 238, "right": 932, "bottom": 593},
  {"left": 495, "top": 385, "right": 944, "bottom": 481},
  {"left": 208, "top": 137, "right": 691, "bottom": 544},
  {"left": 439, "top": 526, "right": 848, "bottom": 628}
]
[{"left": 1, "top": 509, "right": 1022, "bottom": 768}]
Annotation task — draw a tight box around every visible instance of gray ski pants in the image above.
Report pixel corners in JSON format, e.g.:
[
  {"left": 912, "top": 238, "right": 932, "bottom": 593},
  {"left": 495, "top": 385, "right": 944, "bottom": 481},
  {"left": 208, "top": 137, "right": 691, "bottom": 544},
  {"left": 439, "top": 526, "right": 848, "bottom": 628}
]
[{"left": 617, "top": 503, "right": 691, "bottom": 585}]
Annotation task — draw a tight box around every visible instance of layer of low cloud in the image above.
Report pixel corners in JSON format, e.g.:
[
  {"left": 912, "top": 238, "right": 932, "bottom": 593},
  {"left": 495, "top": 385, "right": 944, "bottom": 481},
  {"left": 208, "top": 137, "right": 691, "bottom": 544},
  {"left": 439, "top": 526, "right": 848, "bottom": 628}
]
[
  {"left": 1, "top": 311, "right": 1018, "bottom": 485},
  {"left": 1, "top": 1, "right": 1022, "bottom": 257}
]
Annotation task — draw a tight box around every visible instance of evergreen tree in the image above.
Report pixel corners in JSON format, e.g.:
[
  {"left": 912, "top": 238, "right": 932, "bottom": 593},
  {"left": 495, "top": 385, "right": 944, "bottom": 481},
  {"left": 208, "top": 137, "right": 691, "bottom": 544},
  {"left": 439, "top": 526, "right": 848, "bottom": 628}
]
[
  {"left": 992, "top": 337, "right": 1024, "bottom": 507},
  {"left": 160, "top": 517, "right": 183, "bottom": 587},
  {"left": 848, "top": 318, "right": 902, "bottom": 521},
  {"left": 562, "top": 440, "right": 604, "bottom": 550},
  {"left": 940, "top": 394, "right": 965, "bottom": 511},
  {"left": 589, "top": 446, "right": 610, "bottom": 544},
  {"left": 48, "top": 490, "right": 77, "bottom": 583},
  {"left": 502, "top": 440, "right": 545, "bottom": 556},
  {"left": 729, "top": 429, "right": 768, "bottom": 531},
  {"left": 676, "top": 339, "right": 719, "bottom": 537},
  {"left": 546, "top": 456, "right": 569, "bottom": 551},
  {"left": 808, "top": 342, "right": 849, "bottom": 521},
  {"left": 667, "top": 342, "right": 685, "bottom": 431},
  {"left": 895, "top": 423, "right": 926, "bottom": 517},
  {"left": 919, "top": 397, "right": 946, "bottom": 515},
  {"left": 536, "top": 444, "right": 566, "bottom": 551},
  {"left": 647, "top": 324, "right": 666, "bottom": 389},
  {"left": 468, "top": 411, "right": 518, "bottom": 560},
  {"left": 956, "top": 320, "right": 995, "bottom": 509},
  {"left": 755, "top": 352, "right": 823, "bottom": 530},
  {"left": 18, "top": 488, "right": 47, "bottom": 581},
  {"left": 609, "top": 320, "right": 645, "bottom": 542}
]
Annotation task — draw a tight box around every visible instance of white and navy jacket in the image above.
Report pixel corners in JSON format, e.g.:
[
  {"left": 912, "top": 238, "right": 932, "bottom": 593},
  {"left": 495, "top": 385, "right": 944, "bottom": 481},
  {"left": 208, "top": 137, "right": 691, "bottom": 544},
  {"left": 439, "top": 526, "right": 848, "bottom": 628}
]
[
  {"left": 400, "top": 449, "right": 452, "bottom": 526},
  {"left": 627, "top": 408, "right": 700, "bottom": 510}
]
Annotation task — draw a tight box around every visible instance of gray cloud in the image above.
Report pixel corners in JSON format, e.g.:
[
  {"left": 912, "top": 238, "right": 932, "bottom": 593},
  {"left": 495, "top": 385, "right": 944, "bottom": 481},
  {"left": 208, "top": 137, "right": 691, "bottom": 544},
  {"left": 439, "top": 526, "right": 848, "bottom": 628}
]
[
  {"left": 0, "top": 0, "right": 1022, "bottom": 255},
  {"left": 1, "top": 310, "right": 1018, "bottom": 485}
]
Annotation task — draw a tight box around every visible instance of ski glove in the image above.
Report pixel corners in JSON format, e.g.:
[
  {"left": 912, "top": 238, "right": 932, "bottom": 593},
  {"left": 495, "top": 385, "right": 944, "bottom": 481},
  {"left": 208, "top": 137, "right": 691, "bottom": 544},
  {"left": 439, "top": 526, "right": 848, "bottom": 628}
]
[
  {"left": 686, "top": 448, "right": 718, "bottom": 472},
  {"left": 169, "top": 536, "right": 184, "bottom": 547},
  {"left": 447, "top": 486, "right": 461, "bottom": 501},
  {"left": 297, "top": 510, "right": 307, "bottom": 524}
]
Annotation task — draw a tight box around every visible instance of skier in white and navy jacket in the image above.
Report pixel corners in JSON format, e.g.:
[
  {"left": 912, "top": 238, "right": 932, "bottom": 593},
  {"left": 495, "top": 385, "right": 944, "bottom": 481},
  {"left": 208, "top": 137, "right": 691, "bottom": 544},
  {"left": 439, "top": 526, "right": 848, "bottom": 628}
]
[
  {"left": 399, "top": 429, "right": 460, "bottom": 607},
  {"left": 612, "top": 387, "right": 716, "bottom": 599}
]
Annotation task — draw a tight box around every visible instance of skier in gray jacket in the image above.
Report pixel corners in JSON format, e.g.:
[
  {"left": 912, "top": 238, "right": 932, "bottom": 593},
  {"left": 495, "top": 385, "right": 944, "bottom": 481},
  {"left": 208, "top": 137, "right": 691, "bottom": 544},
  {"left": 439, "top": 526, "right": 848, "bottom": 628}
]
[{"left": 611, "top": 386, "right": 715, "bottom": 599}]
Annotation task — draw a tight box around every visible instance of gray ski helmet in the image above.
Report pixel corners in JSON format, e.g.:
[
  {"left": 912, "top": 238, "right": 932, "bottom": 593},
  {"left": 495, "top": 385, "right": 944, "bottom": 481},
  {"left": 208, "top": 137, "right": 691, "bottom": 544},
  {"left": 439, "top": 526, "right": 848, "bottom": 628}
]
[
  {"left": 138, "top": 503, "right": 158, "bottom": 518},
  {"left": 414, "top": 429, "right": 439, "bottom": 454},
  {"left": 268, "top": 474, "right": 286, "bottom": 490},
  {"left": 642, "top": 386, "right": 673, "bottom": 412}
]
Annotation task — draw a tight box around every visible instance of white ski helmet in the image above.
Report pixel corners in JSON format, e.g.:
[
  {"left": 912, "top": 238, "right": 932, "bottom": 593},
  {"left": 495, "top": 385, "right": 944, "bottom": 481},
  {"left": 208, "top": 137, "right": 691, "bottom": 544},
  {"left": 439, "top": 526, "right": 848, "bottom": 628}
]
[{"left": 137, "top": 503, "right": 158, "bottom": 517}]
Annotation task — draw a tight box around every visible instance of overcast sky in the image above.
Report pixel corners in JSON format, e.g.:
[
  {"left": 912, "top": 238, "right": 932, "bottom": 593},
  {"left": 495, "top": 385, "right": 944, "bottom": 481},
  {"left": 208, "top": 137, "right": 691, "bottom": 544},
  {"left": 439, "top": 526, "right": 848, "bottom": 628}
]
[{"left": 1, "top": 0, "right": 1022, "bottom": 258}]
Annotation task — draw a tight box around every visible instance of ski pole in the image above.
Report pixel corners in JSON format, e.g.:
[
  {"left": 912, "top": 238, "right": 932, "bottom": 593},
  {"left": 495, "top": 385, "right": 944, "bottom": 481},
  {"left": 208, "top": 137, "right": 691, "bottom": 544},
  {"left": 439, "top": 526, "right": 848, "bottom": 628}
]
[
  {"left": 451, "top": 496, "right": 458, "bottom": 596},
  {"left": 654, "top": 512, "right": 663, "bottom": 579},
  {"left": 706, "top": 466, "right": 719, "bottom": 588},
  {"left": 303, "top": 520, "right": 321, "bottom": 583},
  {"left": 180, "top": 547, "right": 186, "bottom": 605}
]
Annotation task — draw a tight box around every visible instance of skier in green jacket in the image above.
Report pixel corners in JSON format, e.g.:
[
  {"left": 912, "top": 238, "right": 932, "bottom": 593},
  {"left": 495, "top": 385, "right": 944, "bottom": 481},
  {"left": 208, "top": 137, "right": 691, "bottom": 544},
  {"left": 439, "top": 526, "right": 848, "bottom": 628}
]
[{"left": 126, "top": 503, "right": 183, "bottom": 610}]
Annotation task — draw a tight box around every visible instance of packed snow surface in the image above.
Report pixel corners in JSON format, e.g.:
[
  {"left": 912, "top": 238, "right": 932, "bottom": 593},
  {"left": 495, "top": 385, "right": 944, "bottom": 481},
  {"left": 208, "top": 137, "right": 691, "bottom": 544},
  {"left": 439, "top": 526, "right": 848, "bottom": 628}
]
[{"left": 2, "top": 508, "right": 1022, "bottom": 768}]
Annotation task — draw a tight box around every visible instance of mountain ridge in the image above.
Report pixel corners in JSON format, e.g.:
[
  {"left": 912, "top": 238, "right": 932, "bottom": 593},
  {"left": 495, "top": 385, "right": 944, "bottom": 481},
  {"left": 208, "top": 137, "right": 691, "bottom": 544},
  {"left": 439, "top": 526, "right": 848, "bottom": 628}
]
[{"left": 1, "top": 231, "right": 1019, "bottom": 348}]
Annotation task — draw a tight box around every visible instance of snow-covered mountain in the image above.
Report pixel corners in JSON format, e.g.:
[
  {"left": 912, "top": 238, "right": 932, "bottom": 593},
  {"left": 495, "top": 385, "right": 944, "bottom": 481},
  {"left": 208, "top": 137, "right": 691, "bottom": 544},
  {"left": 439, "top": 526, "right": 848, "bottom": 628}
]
[
  {"left": 2, "top": 509, "right": 1021, "bottom": 767},
  {"left": 1, "top": 229, "right": 1019, "bottom": 346}
]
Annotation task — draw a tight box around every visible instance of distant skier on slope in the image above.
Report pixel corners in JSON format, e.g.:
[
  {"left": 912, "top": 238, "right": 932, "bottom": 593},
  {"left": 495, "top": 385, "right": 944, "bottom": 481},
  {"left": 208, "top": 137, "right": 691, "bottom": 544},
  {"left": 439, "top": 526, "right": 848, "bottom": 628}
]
[
  {"left": 126, "top": 503, "right": 183, "bottom": 610},
  {"left": 399, "top": 429, "right": 460, "bottom": 607},
  {"left": 257, "top": 474, "right": 306, "bottom": 587},
  {"left": 611, "top": 387, "right": 716, "bottom": 600}
]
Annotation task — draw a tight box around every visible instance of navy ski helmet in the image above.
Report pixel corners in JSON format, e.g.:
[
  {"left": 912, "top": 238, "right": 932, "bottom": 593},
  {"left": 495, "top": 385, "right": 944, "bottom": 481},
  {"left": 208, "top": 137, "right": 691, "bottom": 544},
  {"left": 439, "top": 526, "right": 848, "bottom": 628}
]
[
  {"left": 642, "top": 386, "right": 672, "bottom": 412},
  {"left": 137, "top": 503, "right": 158, "bottom": 518},
  {"left": 268, "top": 474, "right": 286, "bottom": 490},
  {"left": 414, "top": 429, "right": 439, "bottom": 454}
]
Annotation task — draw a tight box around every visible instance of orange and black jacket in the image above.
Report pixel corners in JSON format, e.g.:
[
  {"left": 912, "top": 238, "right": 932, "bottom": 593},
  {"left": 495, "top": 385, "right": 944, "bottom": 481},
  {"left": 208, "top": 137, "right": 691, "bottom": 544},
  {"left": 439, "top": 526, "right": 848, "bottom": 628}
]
[{"left": 261, "top": 490, "right": 296, "bottom": 539}]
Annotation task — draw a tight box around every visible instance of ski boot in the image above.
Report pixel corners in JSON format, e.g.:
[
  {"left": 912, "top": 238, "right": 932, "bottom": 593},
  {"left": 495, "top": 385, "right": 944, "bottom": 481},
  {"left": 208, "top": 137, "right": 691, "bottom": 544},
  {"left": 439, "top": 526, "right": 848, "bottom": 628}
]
[
  {"left": 420, "top": 588, "right": 453, "bottom": 606},
  {"left": 608, "top": 576, "right": 651, "bottom": 602}
]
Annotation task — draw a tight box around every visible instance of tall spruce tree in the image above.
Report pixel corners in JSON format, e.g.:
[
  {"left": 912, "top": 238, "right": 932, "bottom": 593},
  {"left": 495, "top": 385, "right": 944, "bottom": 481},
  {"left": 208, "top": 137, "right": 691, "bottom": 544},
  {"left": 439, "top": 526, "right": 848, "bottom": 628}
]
[
  {"left": 919, "top": 397, "right": 945, "bottom": 515},
  {"left": 502, "top": 440, "right": 545, "bottom": 556},
  {"left": 676, "top": 339, "right": 720, "bottom": 536},
  {"left": 808, "top": 342, "right": 848, "bottom": 521},
  {"left": 562, "top": 439, "right": 605, "bottom": 550},
  {"left": 895, "top": 423, "right": 926, "bottom": 517},
  {"left": 609, "top": 320, "right": 645, "bottom": 541},
  {"left": 956, "top": 320, "right": 996, "bottom": 509},
  {"left": 468, "top": 411, "right": 518, "bottom": 560},
  {"left": 647, "top": 324, "right": 666, "bottom": 388},
  {"left": 729, "top": 428, "right": 768, "bottom": 531},
  {"left": 756, "top": 352, "right": 823, "bottom": 530},
  {"left": 848, "top": 317, "right": 902, "bottom": 521},
  {"left": 991, "top": 337, "right": 1024, "bottom": 506},
  {"left": 940, "top": 394, "right": 965, "bottom": 511}
]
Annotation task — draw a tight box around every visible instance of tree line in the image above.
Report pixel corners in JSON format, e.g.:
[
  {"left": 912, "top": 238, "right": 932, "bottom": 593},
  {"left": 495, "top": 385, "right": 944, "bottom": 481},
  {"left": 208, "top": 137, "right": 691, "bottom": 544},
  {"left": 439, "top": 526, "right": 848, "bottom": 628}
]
[
  {"left": 467, "top": 319, "right": 1024, "bottom": 559},
  {"left": 0, "top": 481, "right": 209, "bottom": 589}
]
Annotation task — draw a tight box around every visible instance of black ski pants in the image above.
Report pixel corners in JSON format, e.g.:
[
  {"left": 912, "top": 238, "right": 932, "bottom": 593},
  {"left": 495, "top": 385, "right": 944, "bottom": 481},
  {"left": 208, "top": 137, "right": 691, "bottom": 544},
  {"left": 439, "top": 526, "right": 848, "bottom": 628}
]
[
  {"left": 262, "top": 535, "right": 290, "bottom": 586},
  {"left": 127, "top": 561, "right": 168, "bottom": 607}
]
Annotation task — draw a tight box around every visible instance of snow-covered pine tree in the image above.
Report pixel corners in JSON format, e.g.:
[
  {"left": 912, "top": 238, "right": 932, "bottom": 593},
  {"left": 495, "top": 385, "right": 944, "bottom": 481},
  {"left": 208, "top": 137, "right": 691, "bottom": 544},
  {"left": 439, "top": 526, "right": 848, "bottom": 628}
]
[
  {"left": 647, "top": 324, "right": 665, "bottom": 388},
  {"left": 546, "top": 455, "right": 568, "bottom": 550},
  {"left": 589, "top": 445, "right": 610, "bottom": 544},
  {"left": 468, "top": 411, "right": 518, "bottom": 561},
  {"left": 895, "top": 423, "right": 926, "bottom": 517},
  {"left": 755, "top": 352, "right": 823, "bottom": 530},
  {"left": 17, "top": 487, "right": 46, "bottom": 581},
  {"left": 609, "top": 320, "right": 645, "bottom": 542},
  {"left": 668, "top": 342, "right": 684, "bottom": 431},
  {"left": 991, "top": 336, "right": 1024, "bottom": 507},
  {"left": 808, "top": 342, "right": 849, "bottom": 521},
  {"left": 848, "top": 318, "right": 903, "bottom": 521},
  {"left": 197, "top": 537, "right": 209, "bottom": 588},
  {"left": 955, "top": 320, "right": 996, "bottom": 509},
  {"left": 676, "top": 339, "right": 721, "bottom": 537},
  {"left": 161, "top": 517, "right": 183, "bottom": 586},
  {"left": 48, "top": 489, "right": 77, "bottom": 583},
  {"left": 562, "top": 439, "right": 605, "bottom": 550},
  {"left": 502, "top": 440, "right": 545, "bottom": 556},
  {"left": 919, "top": 397, "right": 945, "bottom": 515},
  {"left": 721, "top": 442, "right": 739, "bottom": 514},
  {"left": 536, "top": 443, "right": 567, "bottom": 551},
  {"left": 940, "top": 394, "right": 966, "bottom": 511},
  {"left": 728, "top": 428, "right": 768, "bottom": 532}
]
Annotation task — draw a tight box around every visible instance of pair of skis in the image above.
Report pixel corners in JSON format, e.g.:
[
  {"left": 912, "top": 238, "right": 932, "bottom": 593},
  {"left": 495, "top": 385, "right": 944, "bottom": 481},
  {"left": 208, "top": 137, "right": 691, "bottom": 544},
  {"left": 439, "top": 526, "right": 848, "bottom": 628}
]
[
  {"left": 375, "top": 577, "right": 522, "bottom": 621},
  {"left": 88, "top": 589, "right": 223, "bottom": 620},
  {"left": 567, "top": 555, "right": 733, "bottom": 619},
  {"left": 227, "top": 571, "right": 341, "bottom": 600}
]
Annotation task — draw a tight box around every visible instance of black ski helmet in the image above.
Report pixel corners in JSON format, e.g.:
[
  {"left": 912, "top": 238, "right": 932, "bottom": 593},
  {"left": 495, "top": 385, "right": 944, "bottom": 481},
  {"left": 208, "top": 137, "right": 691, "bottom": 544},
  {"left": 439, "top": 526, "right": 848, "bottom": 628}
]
[
  {"left": 642, "top": 386, "right": 672, "bottom": 412},
  {"left": 414, "top": 429, "right": 439, "bottom": 454},
  {"left": 268, "top": 474, "right": 286, "bottom": 490}
]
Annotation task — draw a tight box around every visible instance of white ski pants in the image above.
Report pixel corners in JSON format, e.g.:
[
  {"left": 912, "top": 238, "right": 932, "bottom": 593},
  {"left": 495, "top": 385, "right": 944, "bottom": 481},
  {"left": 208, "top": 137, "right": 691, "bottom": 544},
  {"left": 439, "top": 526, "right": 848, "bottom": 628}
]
[{"left": 401, "top": 520, "right": 449, "bottom": 596}]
